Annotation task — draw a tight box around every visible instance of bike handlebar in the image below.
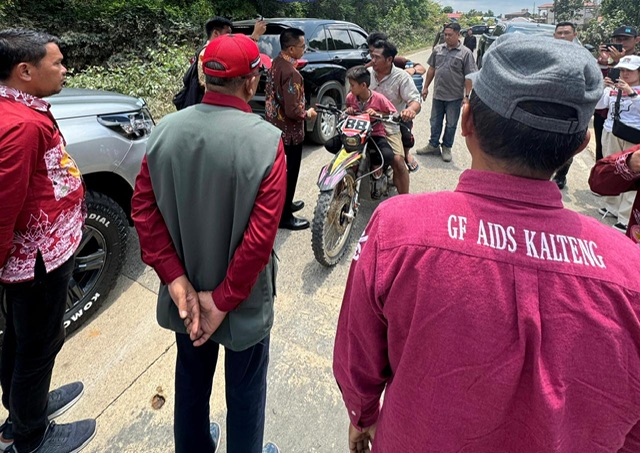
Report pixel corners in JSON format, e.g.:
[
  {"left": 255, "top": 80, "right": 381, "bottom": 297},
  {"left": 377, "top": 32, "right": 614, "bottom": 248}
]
[{"left": 315, "top": 104, "right": 401, "bottom": 124}]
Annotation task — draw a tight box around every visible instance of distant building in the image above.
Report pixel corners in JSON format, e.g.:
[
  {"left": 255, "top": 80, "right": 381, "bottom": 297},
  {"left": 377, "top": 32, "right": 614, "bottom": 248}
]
[
  {"left": 505, "top": 9, "right": 531, "bottom": 20},
  {"left": 447, "top": 12, "right": 463, "bottom": 21},
  {"left": 537, "top": 1, "right": 597, "bottom": 25}
]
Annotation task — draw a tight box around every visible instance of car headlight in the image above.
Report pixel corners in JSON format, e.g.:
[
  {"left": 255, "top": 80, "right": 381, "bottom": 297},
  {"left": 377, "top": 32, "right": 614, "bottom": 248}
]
[{"left": 97, "top": 107, "right": 154, "bottom": 140}]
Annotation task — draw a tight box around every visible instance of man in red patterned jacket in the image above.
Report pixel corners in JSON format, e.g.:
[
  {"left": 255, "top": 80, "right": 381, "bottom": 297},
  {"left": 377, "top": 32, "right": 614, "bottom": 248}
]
[{"left": 0, "top": 29, "right": 95, "bottom": 453}]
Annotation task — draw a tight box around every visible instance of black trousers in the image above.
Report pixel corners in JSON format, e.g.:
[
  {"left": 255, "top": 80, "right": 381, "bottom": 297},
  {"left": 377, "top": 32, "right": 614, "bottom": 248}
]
[
  {"left": 594, "top": 112, "right": 605, "bottom": 161},
  {"left": 0, "top": 253, "right": 73, "bottom": 451},
  {"left": 174, "top": 333, "right": 270, "bottom": 453},
  {"left": 554, "top": 157, "right": 573, "bottom": 180},
  {"left": 282, "top": 143, "right": 303, "bottom": 219}
]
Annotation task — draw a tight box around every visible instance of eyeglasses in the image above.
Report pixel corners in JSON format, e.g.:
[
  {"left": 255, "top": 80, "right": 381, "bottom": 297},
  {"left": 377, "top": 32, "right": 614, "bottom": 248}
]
[
  {"left": 290, "top": 43, "right": 306, "bottom": 49},
  {"left": 242, "top": 68, "right": 264, "bottom": 79}
]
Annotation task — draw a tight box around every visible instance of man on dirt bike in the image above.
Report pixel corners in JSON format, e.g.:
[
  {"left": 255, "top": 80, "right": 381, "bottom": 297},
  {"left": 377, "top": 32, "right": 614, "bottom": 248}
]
[{"left": 368, "top": 40, "right": 421, "bottom": 195}]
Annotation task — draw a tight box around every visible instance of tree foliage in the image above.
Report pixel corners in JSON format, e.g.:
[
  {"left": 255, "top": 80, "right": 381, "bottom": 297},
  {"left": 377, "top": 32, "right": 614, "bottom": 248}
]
[
  {"left": 583, "top": 0, "right": 640, "bottom": 48},
  {"left": 553, "top": 0, "right": 586, "bottom": 23},
  {"left": 0, "top": 0, "right": 447, "bottom": 69}
]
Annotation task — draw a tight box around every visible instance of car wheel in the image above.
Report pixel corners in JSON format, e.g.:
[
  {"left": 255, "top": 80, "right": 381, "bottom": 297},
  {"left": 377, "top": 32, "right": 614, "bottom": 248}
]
[
  {"left": 310, "top": 95, "right": 338, "bottom": 144},
  {"left": 0, "top": 191, "right": 128, "bottom": 349},
  {"left": 66, "top": 191, "right": 128, "bottom": 334}
]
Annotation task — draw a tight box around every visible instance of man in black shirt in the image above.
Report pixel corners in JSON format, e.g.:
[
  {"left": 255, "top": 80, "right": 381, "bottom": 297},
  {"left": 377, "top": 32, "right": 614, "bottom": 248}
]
[{"left": 463, "top": 29, "right": 476, "bottom": 53}]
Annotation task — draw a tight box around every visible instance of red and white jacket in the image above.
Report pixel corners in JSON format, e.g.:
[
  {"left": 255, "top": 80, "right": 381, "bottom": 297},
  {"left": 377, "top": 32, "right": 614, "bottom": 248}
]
[{"left": 0, "top": 86, "right": 85, "bottom": 283}]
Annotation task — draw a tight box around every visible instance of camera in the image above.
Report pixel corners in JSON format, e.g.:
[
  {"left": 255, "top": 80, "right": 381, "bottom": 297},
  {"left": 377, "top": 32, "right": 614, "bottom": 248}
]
[
  {"left": 605, "top": 43, "right": 624, "bottom": 52},
  {"left": 609, "top": 68, "right": 621, "bottom": 82}
]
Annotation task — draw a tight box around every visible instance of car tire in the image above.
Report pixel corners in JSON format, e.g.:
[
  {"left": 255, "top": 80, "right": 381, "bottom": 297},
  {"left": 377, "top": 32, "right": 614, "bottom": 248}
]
[
  {"left": 0, "top": 191, "right": 128, "bottom": 349},
  {"left": 310, "top": 95, "right": 339, "bottom": 144},
  {"left": 65, "top": 191, "right": 128, "bottom": 334}
]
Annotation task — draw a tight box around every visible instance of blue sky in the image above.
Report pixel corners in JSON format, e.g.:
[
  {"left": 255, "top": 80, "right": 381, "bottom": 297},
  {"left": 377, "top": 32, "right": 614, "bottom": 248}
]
[{"left": 443, "top": 0, "right": 544, "bottom": 16}]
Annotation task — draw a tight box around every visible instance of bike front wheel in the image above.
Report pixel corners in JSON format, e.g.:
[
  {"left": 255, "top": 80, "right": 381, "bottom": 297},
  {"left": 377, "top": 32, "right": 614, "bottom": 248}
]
[{"left": 311, "top": 174, "right": 357, "bottom": 267}]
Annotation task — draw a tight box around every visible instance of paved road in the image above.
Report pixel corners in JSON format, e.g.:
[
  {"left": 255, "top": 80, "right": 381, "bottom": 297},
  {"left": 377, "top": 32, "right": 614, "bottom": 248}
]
[{"left": 4, "top": 47, "right": 614, "bottom": 452}]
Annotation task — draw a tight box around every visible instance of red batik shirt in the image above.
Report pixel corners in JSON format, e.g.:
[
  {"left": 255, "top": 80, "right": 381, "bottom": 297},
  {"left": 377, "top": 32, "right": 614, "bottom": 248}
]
[{"left": 0, "top": 86, "right": 85, "bottom": 283}]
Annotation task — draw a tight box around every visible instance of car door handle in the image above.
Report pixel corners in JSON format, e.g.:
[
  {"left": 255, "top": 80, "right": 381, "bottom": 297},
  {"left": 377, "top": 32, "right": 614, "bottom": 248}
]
[{"left": 333, "top": 56, "right": 342, "bottom": 62}]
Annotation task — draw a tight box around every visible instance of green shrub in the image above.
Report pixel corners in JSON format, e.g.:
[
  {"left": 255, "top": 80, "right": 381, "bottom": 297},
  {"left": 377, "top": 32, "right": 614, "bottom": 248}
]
[{"left": 66, "top": 42, "right": 192, "bottom": 119}]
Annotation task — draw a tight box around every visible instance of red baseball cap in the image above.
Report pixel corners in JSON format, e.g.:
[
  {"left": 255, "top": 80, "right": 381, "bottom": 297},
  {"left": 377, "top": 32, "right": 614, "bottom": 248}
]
[{"left": 202, "top": 34, "right": 272, "bottom": 78}]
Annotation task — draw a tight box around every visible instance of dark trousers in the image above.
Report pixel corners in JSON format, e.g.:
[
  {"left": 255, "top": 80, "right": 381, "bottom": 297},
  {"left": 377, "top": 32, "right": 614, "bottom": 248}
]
[
  {"left": 554, "top": 157, "right": 573, "bottom": 180},
  {"left": 282, "top": 143, "right": 303, "bottom": 219},
  {"left": 594, "top": 112, "right": 605, "bottom": 161},
  {"left": 0, "top": 253, "right": 73, "bottom": 451},
  {"left": 174, "top": 333, "right": 270, "bottom": 453}
]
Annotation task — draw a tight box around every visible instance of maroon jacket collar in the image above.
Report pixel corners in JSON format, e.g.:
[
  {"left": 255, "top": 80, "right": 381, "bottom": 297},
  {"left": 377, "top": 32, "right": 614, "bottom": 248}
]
[{"left": 202, "top": 91, "right": 252, "bottom": 113}]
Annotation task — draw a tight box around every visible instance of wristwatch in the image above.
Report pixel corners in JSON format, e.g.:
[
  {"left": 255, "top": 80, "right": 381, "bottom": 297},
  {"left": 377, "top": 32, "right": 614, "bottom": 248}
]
[{"left": 629, "top": 91, "right": 639, "bottom": 98}]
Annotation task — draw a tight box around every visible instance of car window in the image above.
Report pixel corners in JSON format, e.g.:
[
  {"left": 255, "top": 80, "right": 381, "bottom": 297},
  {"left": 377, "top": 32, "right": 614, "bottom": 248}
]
[
  {"left": 492, "top": 25, "right": 506, "bottom": 36},
  {"left": 328, "top": 28, "right": 354, "bottom": 50},
  {"left": 308, "top": 26, "right": 328, "bottom": 51},
  {"left": 349, "top": 30, "right": 368, "bottom": 49},
  {"left": 256, "top": 34, "right": 282, "bottom": 58}
]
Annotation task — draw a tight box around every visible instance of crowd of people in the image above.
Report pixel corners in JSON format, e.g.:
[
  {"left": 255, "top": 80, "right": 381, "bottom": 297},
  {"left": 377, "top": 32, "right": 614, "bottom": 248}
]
[{"left": 0, "top": 15, "right": 639, "bottom": 453}]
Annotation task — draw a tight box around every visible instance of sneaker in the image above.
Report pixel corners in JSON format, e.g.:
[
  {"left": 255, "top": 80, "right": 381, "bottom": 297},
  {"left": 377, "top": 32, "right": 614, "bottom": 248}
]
[
  {"left": 5, "top": 419, "right": 96, "bottom": 453},
  {"left": 613, "top": 222, "right": 628, "bottom": 233},
  {"left": 263, "top": 442, "right": 280, "bottom": 453},
  {"left": 416, "top": 143, "right": 440, "bottom": 155},
  {"left": 210, "top": 422, "right": 221, "bottom": 453},
  {"left": 597, "top": 207, "right": 616, "bottom": 218},
  {"left": 0, "top": 420, "right": 13, "bottom": 452},
  {"left": 553, "top": 176, "right": 566, "bottom": 190},
  {"left": 441, "top": 146, "right": 452, "bottom": 162},
  {"left": 0, "top": 382, "right": 85, "bottom": 451},
  {"left": 47, "top": 382, "right": 84, "bottom": 420}
]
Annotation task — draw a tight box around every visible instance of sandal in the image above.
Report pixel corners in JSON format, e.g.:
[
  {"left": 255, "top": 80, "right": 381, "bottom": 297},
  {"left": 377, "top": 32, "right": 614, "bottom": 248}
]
[{"left": 406, "top": 157, "right": 420, "bottom": 173}]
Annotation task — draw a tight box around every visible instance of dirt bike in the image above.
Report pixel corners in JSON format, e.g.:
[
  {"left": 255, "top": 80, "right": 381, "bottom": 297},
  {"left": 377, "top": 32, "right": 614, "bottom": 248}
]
[{"left": 311, "top": 103, "right": 400, "bottom": 267}]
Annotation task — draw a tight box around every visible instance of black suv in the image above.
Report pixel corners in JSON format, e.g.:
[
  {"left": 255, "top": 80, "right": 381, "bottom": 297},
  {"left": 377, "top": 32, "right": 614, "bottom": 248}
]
[{"left": 233, "top": 18, "right": 369, "bottom": 144}]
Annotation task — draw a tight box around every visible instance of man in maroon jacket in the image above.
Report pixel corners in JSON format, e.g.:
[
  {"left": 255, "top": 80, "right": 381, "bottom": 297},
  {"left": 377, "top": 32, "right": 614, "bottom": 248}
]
[
  {"left": 0, "top": 29, "right": 95, "bottom": 453},
  {"left": 334, "top": 34, "right": 640, "bottom": 453},
  {"left": 589, "top": 144, "right": 640, "bottom": 244}
]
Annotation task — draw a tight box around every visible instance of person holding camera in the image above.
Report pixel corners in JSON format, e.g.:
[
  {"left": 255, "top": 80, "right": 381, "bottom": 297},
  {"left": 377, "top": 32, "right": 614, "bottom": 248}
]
[
  {"left": 594, "top": 26, "right": 639, "bottom": 161},
  {"left": 593, "top": 55, "right": 640, "bottom": 233}
]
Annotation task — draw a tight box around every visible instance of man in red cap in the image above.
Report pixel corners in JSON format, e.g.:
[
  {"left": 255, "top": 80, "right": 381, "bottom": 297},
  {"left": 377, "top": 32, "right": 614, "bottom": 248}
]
[{"left": 132, "top": 34, "right": 285, "bottom": 453}]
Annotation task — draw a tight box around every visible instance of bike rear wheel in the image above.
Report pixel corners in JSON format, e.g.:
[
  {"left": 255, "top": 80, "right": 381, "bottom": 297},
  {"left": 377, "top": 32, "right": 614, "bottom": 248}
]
[{"left": 311, "top": 174, "right": 357, "bottom": 267}]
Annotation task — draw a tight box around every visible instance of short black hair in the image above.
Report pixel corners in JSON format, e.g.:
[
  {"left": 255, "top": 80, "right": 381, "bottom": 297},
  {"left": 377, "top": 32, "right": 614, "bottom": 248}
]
[
  {"left": 372, "top": 39, "right": 398, "bottom": 60},
  {"left": 346, "top": 65, "right": 370, "bottom": 86},
  {"left": 555, "top": 21, "right": 576, "bottom": 32},
  {"left": 280, "top": 28, "right": 305, "bottom": 49},
  {"left": 469, "top": 92, "right": 586, "bottom": 176},
  {"left": 205, "top": 16, "right": 233, "bottom": 39},
  {"left": 367, "top": 31, "right": 388, "bottom": 47},
  {"left": 0, "top": 28, "right": 59, "bottom": 81},
  {"left": 444, "top": 23, "right": 461, "bottom": 33}
]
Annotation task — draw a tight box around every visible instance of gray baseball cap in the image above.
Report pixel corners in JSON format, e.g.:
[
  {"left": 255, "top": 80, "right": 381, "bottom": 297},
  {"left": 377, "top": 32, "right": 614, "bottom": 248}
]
[{"left": 466, "top": 33, "right": 603, "bottom": 134}]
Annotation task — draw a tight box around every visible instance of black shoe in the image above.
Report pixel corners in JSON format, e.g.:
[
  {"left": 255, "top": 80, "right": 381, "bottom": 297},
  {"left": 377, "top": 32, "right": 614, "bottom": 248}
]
[
  {"left": 279, "top": 216, "right": 310, "bottom": 230},
  {"left": 553, "top": 176, "right": 566, "bottom": 190},
  {"left": 291, "top": 200, "right": 305, "bottom": 213}
]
